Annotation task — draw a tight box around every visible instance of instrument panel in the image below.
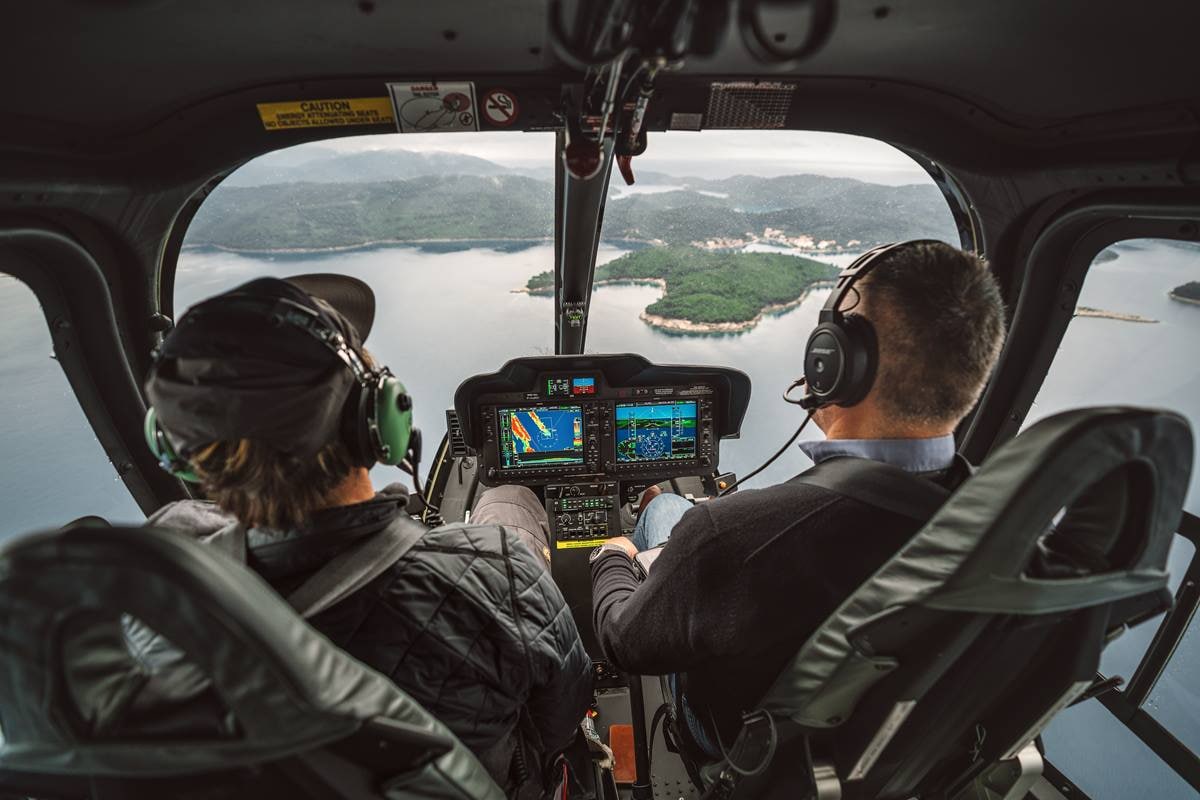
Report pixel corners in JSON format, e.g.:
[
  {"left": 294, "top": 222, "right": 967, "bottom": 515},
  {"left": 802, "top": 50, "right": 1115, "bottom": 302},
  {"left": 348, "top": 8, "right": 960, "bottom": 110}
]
[
  {"left": 456, "top": 354, "right": 748, "bottom": 487},
  {"left": 453, "top": 354, "right": 751, "bottom": 657}
]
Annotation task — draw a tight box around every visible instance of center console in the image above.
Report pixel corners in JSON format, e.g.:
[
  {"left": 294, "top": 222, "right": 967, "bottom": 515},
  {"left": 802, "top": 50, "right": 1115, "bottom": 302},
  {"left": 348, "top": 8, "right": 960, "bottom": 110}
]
[{"left": 454, "top": 354, "right": 751, "bottom": 656}]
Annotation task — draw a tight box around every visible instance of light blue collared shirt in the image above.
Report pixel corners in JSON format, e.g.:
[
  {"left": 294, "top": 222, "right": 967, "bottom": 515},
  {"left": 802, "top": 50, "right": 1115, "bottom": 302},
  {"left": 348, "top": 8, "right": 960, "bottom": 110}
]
[{"left": 798, "top": 434, "right": 956, "bottom": 473}]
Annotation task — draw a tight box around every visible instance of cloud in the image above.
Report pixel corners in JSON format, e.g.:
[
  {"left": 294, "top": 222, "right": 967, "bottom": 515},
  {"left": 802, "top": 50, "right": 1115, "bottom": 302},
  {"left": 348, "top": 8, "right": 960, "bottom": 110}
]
[{"left": 312, "top": 130, "right": 930, "bottom": 184}]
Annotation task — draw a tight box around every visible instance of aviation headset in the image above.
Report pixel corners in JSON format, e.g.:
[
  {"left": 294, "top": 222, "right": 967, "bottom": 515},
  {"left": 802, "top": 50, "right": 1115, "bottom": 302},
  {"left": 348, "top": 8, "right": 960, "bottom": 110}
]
[
  {"left": 799, "top": 239, "right": 940, "bottom": 409},
  {"left": 143, "top": 292, "right": 413, "bottom": 483}
]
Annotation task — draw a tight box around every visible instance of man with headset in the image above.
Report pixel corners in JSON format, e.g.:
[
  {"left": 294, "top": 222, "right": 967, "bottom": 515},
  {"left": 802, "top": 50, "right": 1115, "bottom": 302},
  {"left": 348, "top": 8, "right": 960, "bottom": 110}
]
[
  {"left": 590, "top": 240, "right": 1007, "bottom": 756},
  {"left": 139, "top": 275, "right": 591, "bottom": 796}
]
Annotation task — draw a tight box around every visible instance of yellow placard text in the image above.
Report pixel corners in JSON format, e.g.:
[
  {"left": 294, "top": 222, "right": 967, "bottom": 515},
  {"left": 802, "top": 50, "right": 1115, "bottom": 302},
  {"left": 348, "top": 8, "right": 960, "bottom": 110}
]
[
  {"left": 256, "top": 97, "right": 395, "bottom": 131},
  {"left": 555, "top": 538, "right": 612, "bottom": 550}
]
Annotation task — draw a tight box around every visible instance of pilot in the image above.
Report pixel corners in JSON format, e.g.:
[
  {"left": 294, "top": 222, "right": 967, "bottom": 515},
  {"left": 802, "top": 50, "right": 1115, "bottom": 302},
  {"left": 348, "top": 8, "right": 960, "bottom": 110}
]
[
  {"left": 140, "top": 275, "right": 591, "bottom": 795},
  {"left": 589, "top": 241, "right": 1007, "bottom": 755}
]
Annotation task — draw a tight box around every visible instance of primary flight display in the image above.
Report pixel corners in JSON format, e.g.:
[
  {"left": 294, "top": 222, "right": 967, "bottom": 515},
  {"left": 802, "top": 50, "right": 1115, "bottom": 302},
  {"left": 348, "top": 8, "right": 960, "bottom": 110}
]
[
  {"left": 615, "top": 400, "right": 698, "bottom": 463},
  {"left": 497, "top": 405, "right": 585, "bottom": 469}
]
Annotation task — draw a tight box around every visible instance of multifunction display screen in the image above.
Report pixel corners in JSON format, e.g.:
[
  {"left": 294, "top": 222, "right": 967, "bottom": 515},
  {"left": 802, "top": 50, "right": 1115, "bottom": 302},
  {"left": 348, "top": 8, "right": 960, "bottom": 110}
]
[
  {"left": 615, "top": 401, "right": 698, "bottom": 463},
  {"left": 497, "top": 405, "right": 585, "bottom": 469},
  {"left": 546, "top": 375, "right": 598, "bottom": 398}
]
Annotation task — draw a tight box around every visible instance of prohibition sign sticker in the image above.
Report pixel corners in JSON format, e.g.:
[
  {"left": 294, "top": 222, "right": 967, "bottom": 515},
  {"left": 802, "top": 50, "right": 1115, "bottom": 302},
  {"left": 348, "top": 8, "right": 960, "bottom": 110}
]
[{"left": 482, "top": 89, "right": 520, "bottom": 126}]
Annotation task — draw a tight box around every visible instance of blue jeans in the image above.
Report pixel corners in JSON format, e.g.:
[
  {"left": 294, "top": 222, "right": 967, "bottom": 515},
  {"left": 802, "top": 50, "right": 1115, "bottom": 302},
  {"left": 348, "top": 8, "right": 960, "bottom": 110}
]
[
  {"left": 631, "top": 493, "right": 722, "bottom": 759},
  {"left": 630, "top": 493, "right": 693, "bottom": 552}
]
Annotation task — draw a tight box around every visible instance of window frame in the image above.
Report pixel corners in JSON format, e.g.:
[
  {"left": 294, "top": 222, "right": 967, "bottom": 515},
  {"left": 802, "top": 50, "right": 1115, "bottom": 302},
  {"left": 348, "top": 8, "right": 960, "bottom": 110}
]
[
  {"left": 964, "top": 205, "right": 1200, "bottom": 794},
  {"left": 0, "top": 224, "right": 184, "bottom": 514}
]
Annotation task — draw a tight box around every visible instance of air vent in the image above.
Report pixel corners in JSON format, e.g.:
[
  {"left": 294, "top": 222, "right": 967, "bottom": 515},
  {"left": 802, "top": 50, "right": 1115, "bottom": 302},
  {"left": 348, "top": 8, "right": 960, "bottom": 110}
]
[
  {"left": 705, "top": 81, "right": 796, "bottom": 129},
  {"left": 445, "top": 409, "right": 470, "bottom": 457}
]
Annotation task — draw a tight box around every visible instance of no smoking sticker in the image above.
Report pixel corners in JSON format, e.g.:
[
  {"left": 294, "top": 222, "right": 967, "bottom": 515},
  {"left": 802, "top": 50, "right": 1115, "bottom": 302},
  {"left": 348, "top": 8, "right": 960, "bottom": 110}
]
[
  {"left": 482, "top": 89, "right": 520, "bottom": 127},
  {"left": 387, "top": 81, "right": 479, "bottom": 133}
]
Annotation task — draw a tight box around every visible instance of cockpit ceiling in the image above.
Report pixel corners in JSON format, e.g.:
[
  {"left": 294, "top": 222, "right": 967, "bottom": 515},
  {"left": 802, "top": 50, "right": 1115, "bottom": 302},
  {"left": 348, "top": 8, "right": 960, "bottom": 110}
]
[{"left": 1, "top": 0, "right": 1196, "bottom": 145}]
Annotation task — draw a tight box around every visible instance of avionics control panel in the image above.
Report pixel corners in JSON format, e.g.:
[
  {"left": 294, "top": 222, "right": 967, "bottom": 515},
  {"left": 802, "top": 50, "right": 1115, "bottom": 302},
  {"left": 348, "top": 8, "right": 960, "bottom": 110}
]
[
  {"left": 455, "top": 355, "right": 748, "bottom": 487},
  {"left": 454, "top": 355, "right": 750, "bottom": 659}
]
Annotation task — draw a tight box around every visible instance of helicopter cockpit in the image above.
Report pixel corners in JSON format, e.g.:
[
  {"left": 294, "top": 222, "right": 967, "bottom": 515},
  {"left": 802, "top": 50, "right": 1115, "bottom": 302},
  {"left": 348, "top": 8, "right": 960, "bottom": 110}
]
[{"left": 2, "top": 0, "right": 1200, "bottom": 799}]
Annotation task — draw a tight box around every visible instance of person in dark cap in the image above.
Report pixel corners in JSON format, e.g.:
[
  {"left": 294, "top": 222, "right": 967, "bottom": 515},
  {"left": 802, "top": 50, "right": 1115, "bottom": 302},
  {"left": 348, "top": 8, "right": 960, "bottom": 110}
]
[{"left": 138, "top": 274, "right": 591, "bottom": 795}]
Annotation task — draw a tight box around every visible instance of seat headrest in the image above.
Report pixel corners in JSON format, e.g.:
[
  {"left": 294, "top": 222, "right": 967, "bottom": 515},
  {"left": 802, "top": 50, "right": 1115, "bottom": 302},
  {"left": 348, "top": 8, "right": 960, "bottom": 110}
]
[
  {"left": 762, "top": 406, "right": 1192, "bottom": 727},
  {"left": 0, "top": 524, "right": 502, "bottom": 798}
]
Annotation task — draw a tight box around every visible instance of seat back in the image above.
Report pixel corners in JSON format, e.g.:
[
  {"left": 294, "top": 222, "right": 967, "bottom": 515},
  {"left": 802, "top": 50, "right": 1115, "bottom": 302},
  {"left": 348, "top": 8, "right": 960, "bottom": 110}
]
[
  {"left": 0, "top": 523, "right": 504, "bottom": 799},
  {"left": 731, "top": 407, "right": 1191, "bottom": 799}
]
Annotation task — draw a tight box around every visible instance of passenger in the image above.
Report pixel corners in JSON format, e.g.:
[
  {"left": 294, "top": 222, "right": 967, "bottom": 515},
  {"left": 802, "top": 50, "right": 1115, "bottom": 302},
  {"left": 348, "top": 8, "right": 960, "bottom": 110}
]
[
  {"left": 590, "top": 241, "right": 1006, "bottom": 754},
  {"left": 141, "top": 275, "right": 591, "bottom": 795}
]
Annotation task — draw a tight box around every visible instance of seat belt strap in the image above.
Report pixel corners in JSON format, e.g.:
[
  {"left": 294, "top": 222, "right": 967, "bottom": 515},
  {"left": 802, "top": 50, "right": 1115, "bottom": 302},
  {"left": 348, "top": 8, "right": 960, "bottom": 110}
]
[
  {"left": 286, "top": 513, "right": 429, "bottom": 618},
  {"left": 788, "top": 457, "right": 950, "bottom": 522}
]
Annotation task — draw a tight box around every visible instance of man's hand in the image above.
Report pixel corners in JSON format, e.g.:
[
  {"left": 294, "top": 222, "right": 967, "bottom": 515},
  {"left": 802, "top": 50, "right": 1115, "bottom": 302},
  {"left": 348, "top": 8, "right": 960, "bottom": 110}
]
[
  {"left": 638, "top": 484, "right": 663, "bottom": 513},
  {"left": 605, "top": 536, "right": 640, "bottom": 558}
]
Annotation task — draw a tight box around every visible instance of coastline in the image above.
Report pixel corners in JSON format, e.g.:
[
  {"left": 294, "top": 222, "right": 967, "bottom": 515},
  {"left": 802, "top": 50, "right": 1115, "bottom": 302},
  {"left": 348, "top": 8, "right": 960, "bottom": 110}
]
[
  {"left": 185, "top": 237, "right": 554, "bottom": 255},
  {"left": 1076, "top": 306, "right": 1159, "bottom": 323},
  {"left": 182, "top": 236, "right": 659, "bottom": 256},
  {"left": 1168, "top": 291, "right": 1200, "bottom": 307},
  {"left": 519, "top": 278, "right": 833, "bottom": 334}
]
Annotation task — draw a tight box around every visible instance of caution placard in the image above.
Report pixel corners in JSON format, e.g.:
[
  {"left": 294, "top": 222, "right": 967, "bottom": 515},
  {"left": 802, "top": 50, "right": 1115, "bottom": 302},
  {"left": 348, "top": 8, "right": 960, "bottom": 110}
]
[
  {"left": 387, "top": 82, "right": 479, "bottom": 133},
  {"left": 256, "top": 98, "right": 395, "bottom": 131}
]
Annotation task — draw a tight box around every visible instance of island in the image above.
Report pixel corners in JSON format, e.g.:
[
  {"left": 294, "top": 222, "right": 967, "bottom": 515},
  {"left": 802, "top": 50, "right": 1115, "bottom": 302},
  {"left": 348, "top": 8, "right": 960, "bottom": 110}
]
[
  {"left": 521, "top": 246, "right": 838, "bottom": 333},
  {"left": 1169, "top": 281, "right": 1200, "bottom": 306}
]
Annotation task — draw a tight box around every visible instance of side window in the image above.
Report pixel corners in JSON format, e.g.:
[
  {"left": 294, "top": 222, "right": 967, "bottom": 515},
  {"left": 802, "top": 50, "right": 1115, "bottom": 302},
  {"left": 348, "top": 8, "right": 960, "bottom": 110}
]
[
  {"left": 0, "top": 276, "right": 142, "bottom": 540},
  {"left": 1028, "top": 238, "right": 1200, "bottom": 797}
]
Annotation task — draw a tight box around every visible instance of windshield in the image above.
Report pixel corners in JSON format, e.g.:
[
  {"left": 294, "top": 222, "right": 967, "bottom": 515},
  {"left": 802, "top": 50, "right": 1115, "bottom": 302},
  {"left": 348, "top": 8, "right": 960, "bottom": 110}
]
[{"left": 177, "top": 130, "right": 957, "bottom": 489}]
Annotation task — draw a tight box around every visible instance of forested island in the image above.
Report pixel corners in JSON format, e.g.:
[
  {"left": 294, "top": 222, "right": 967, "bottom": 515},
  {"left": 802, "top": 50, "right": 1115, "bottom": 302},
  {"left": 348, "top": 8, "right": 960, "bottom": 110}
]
[
  {"left": 523, "top": 247, "right": 838, "bottom": 333},
  {"left": 1170, "top": 281, "right": 1200, "bottom": 306}
]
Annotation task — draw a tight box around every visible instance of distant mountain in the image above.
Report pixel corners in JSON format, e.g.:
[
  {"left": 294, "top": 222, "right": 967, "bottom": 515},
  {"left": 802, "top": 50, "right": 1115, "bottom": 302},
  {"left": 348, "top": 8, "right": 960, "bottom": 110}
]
[
  {"left": 189, "top": 155, "right": 958, "bottom": 251},
  {"left": 187, "top": 175, "right": 554, "bottom": 249},
  {"left": 223, "top": 147, "right": 511, "bottom": 187}
]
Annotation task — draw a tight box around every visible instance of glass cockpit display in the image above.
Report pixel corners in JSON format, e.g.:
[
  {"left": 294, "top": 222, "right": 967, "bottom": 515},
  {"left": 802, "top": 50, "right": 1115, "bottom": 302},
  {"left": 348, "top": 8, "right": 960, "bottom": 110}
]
[
  {"left": 497, "top": 405, "right": 585, "bottom": 469},
  {"left": 615, "top": 401, "right": 698, "bottom": 463}
]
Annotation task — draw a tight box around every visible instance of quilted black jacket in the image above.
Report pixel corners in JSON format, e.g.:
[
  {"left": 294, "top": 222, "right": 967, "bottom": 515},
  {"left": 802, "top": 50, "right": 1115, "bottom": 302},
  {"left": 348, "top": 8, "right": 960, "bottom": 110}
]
[{"left": 145, "top": 492, "right": 592, "bottom": 790}]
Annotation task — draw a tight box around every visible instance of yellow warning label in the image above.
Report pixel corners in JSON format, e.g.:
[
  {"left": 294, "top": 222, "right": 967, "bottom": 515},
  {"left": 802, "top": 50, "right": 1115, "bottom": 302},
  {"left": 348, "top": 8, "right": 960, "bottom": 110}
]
[
  {"left": 256, "top": 98, "right": 395, "bottom": 131},
  {"left": 555, "top": 538, "right": 612, "bottom": 550}
]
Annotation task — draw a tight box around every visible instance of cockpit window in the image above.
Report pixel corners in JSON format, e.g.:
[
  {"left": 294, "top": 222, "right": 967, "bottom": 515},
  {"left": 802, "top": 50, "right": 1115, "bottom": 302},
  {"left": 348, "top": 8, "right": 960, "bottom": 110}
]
[
  {"left": 0, "top": 276, "right": 142, "bottom": 540},
  {"left": 1029, "top": 238, "right": 1200, "bottom": 798},
  {"left": 178, "top": 130, "right": 958, "bottom": 490},
  {"left": 579, "top": 131, "right": 960, "bottom": 485}
]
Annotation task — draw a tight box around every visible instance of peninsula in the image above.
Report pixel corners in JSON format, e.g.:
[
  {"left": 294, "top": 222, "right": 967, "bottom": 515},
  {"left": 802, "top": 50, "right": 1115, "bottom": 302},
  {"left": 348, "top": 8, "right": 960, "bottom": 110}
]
[
  {"left": 1169, "top": 281, "right": 1200, "bottom": 306},
  {"left": 523, "top": 246, "right": 838, "bottom": 333}
]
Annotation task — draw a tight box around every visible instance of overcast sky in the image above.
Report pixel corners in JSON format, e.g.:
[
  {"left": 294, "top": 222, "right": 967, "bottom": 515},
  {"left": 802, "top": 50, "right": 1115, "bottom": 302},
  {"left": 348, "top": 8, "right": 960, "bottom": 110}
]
[{"left": 320, "top": 130, "right": 931, "bottom": 185}]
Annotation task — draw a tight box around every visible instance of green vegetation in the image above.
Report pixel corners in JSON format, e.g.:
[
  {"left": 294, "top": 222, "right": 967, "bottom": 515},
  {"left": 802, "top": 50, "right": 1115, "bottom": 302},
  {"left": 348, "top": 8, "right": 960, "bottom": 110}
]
[
  {"left": 1171, "top": 281, "right": 1200, "bottom": 303},
  {"left": 186, "top": 175, "right": 554, "bottom": 250},
  {"left": 186, "top": 169, "right": 957, "bottom": 252},
  {"left": 527, "top": 246, "right": 838, "bottom": 325}
]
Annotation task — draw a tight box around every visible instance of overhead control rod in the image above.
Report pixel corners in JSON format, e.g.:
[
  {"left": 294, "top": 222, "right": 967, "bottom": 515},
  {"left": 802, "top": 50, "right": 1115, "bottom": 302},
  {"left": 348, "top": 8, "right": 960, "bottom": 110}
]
[{"left": 553, "top": 126, "right": 615, "bottom": 355}]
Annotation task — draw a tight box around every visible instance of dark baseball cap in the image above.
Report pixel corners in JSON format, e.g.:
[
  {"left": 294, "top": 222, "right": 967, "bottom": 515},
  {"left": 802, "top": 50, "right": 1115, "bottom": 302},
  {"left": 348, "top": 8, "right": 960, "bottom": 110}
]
[
  {"left": 284, "top": 273, "right": 376, "bottom": 342},
  {"left": 145, "top": 274, "right": 378, "bottom": 458}
]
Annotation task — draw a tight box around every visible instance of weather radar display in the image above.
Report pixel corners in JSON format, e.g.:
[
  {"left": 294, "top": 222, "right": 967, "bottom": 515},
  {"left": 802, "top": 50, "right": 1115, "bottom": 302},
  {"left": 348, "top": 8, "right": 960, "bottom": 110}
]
[
  {"left": 497, "top": 405, "right": 585, "bottom": 469},
  {"left": 615, "top": 401, "right": 698, "bottom": 463}
]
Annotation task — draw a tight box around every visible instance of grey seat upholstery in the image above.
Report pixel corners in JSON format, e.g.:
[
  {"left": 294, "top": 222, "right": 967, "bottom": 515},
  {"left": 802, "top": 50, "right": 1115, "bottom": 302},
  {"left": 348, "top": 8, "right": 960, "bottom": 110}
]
[
  {"left": 714, "top": 407, "right": 1192, "bottom": 800},
  {"left": 0, "top": 523, "right": 505, "bottom": 800}
]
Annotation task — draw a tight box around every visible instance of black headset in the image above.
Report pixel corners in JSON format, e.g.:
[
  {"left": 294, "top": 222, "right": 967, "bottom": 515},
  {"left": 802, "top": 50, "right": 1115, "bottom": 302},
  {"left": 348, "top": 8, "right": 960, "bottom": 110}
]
[
  {"left": 800, "top": 240, "right": 939, "bottom": 409},
  {"left": 144, "top": 293, "right": 414, "bottom": 482}
]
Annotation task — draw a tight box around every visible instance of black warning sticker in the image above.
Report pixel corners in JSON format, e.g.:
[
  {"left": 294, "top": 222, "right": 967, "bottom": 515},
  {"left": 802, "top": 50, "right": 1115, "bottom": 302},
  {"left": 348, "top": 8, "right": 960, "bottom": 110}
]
[
  {"left": 482, "top": 89, "right": 520, "bottom": 127},
  {"left": 387, "top": 82, "right": 479, "bottom": 133}
]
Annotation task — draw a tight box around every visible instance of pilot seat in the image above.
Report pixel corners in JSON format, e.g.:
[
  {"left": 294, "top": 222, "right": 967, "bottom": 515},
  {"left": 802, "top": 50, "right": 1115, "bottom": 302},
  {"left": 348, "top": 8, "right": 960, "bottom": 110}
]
[
  {"left": 659, "top": 406, "right": 1192, "bottom": 800},
  {"left": 0, "top": 521, "right": 505, "bottom": 799}
]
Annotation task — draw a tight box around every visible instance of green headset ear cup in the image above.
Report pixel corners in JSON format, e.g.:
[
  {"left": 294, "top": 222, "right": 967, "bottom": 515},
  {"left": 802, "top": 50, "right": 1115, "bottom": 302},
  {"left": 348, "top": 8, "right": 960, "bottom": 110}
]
[
  {"left": 372, "top": 375, "right": 413, "bottom": 466},
  {"left": 143, "top": 407, "right": 200, "bottom": 484}
]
